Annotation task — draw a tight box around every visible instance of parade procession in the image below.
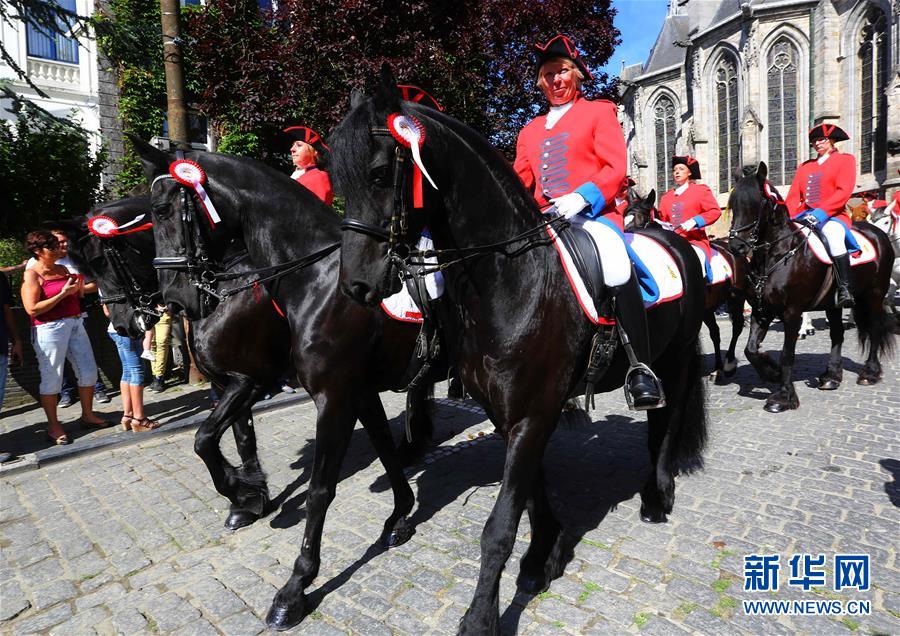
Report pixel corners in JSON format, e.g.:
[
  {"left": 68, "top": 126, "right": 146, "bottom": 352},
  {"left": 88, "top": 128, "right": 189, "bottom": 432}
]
[{"left": 1, "top": 0, "right": 899, "bottom": 634}]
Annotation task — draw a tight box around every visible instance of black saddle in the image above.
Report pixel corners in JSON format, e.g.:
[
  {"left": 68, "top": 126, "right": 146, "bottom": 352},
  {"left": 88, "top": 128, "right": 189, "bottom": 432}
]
[{"left": 557, "top": 225, "right": 605, "bottom": 300}]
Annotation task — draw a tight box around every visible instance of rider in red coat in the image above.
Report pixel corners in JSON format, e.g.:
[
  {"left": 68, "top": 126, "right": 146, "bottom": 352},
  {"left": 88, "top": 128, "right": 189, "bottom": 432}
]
[
  {"left": 513, "top": 34, "right": 663, "bottom": 411},
  {"left": 283, "top": 126, "right": 334, "bottom": 206},
  {"left": 657, "top": 156, "right": 722, "bottom": 282},
  {"left": 784, "top": 123, "right": 857, "bottom": 307}
]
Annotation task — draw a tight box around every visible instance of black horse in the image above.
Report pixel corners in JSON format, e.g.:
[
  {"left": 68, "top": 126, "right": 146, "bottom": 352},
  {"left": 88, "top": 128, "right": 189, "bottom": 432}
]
[
  {"left": 62, "top": 195, "right": 293, "bottom": 530},
  {"left": 133, "top": 138, "right": 445, "bottom": 631},
  {"left": 728, "top": 162, "right": 895, "bottom": 412},
  {"left": 626, "top": 190, "right": 748, "bottom": 383},
  {"left": 332, "top": 69, "right": 709, "bottom": 633}
]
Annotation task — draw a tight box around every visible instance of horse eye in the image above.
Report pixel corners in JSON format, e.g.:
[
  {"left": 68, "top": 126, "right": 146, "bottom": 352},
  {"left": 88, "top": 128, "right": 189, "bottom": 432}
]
[{"left": 369, "top": 165, "right": 391, "bottom": 188}]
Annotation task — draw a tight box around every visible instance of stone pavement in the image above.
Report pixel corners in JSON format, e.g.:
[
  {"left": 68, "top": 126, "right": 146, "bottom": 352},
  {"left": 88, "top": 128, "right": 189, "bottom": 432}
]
[{"left": 1, "top": 314, "right": 898, "bottom": 635}]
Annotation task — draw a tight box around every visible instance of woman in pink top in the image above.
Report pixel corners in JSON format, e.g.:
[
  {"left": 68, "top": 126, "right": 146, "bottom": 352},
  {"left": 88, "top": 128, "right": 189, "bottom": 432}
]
[{"left": 21, "top": 230, "right": 110, "bottom": 445}]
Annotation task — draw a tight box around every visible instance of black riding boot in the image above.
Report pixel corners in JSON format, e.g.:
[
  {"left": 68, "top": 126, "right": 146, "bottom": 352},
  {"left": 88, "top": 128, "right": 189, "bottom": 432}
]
[
  {"left": 610, "top": 274, "right": 665, "bottom": 410},
  {"left": 831, "top": 253, "right": 855, "bottom": 309}
]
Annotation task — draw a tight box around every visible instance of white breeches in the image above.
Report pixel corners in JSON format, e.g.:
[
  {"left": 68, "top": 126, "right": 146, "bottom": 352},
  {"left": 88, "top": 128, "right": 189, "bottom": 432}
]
[
  {"left": 571, "top": 216, "right": 632, "bottom": 286},
  {"left": 820, "top": 219, "right": 847, "bottom": 256}
]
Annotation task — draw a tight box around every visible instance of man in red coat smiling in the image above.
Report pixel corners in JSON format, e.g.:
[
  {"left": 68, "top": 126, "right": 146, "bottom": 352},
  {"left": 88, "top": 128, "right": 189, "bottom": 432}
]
[
  {"left": 513, "top": 34, "right": 663, "bottom": 411},
  {"left": 785, "top": 123, "right": 859, "bottom": 308}
]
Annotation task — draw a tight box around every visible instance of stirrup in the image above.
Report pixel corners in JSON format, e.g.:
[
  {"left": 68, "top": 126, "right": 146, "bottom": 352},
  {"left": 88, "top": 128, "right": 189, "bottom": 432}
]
[{"left": 623, "top": 363, "right": 666, "bottom": 411}]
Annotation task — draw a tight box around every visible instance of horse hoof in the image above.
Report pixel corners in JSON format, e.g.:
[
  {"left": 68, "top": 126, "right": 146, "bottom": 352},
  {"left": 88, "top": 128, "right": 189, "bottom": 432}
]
[
  {"left": 224, "top": 509, "right": 260, "bottom": 531},
  {"left": 763, "top": 399, "right": 796, "bottom": 413},
  {"left": 818, "top": 379, "right": 840, "bottom": 391},
  {"left": 856, "top": 376, "right": 879, "bottom": 386},
  {"left": 516, "top": 572, "right": 550, "bottom": 595},
  {"left": 639, "top": 505, "right": 668, "bottom": 524},
  {"left": 382, "top": 516, "right": 415, "bottom": 548},
  {"left": 265, "top": 601, "right": 306, "bottom": 632},
  {"left": 722, "top": 361, "right": 738, "bottom": 377}
]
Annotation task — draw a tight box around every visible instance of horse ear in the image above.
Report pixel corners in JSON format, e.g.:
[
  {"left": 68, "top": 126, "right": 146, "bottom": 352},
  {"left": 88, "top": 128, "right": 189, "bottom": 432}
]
[
  {"left": 756, "top": 161, "right": 768, "bottom": 184},
  {"left": 127, "top": 132, "right": 170, "bottom": 182},
  {"left": 645, "top": 189, "right": 656, "bottom": 207},
  {"left": 350, "top": 88, "right": 366, "bottom": 109},
  {"left": 47, "top": 215, "right": 87, "bottom": 236},
  {"left": 373, "top": 63, "right": 400, "bottom": 113}
]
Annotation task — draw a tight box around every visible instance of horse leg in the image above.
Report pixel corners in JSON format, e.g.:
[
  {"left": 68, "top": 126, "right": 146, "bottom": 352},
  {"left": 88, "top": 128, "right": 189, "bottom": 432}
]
[
  {"left": 763, "top": 311, "right": 801, "bottom": 413},
  {"left": 854, "top": 292, "right": 891, "bottom": 385},
  {"left": 396, "top": 381, "right": 435, "bottom": 465},
  {"left": 817, "top": 306, "right": 845, "bottom": 390},
  {"left": 722, "top": 294, "right": 745, "bottom": 378},
  {"left": 226, "top": 403, "right": 271, "bottom": 530},
  {"left": 703, "top": 310, "right": 724, "bottom": 383},
  {"left": 266, "top": 394, "right": 356, "bottom": 631},
  {"left": 744, "top": 314, "right": 779, "bottom": 383},
  {"left": 193, "top": 378, "right": 270, "bottom": 529},
  {"left": 516, "top": 467, "right": 567, "bottom": 594},
  {"left": 356, "top": 393, "right": 416, "bottom": 547},
  {"left": 459, "top": 417, "right": 553, "bottom": 635}
]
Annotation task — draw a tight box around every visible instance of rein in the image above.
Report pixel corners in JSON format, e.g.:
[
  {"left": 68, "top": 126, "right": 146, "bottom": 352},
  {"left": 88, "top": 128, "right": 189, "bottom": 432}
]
[{"left": 96, "top": 235, "right": 164, "bottom": 319}]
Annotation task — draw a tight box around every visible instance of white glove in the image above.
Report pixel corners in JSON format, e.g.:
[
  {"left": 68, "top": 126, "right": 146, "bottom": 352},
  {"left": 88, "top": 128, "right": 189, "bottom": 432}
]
[
  {"left": 551, "top": 192, "right": 589, "bottom": 219},
  {"left": 679, "top": 218, "right": 698, "bottom": 232}
]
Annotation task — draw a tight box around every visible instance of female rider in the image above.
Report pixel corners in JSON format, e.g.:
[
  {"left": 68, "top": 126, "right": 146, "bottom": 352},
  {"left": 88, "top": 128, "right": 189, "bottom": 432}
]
[
  {"left": 513, "top": 34, "right": 663, "bottom": 410},
  {"left": 784, "top": 123, "right": 857, "bottom": 308},
  {"left": 656, "top": 156, "right": 722, "bottom": 282},
  {"left": 283, "top": 126, "right": 334, "bottom": 206}
]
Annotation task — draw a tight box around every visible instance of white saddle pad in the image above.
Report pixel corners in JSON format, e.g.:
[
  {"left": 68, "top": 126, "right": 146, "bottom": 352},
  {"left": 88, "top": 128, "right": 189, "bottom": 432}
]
[
  {"left": 691, "top": 246, "right": 733, "bottom": 285},
  {"left": 546, "top": 225, "right": 683, "bottom": 325},
  {"left": 380, "top": 234, "right": 444, "bottom": 323},
  {"left": 790, "top": 223, "right": 877, "bottom": 266}
]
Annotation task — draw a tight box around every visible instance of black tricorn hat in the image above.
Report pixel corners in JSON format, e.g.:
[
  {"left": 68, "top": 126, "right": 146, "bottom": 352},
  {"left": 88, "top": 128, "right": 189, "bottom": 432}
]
[
  {"left": 808, "top": 123, "right": 849, "bottom": 143},
  {"left": 281, "top": 126, "right": 330, "bottom": 156},
  {"left": 672, "top": 155, "right": 701, "bottom": 180},
  {"left": 532, "top": 34, "right": 593, "bottom": 81}
]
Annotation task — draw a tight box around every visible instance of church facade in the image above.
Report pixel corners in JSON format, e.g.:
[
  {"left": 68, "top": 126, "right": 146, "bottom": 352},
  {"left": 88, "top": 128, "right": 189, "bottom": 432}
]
[{"left": 619, "top": 0, "right": 899, "bottom": 217}]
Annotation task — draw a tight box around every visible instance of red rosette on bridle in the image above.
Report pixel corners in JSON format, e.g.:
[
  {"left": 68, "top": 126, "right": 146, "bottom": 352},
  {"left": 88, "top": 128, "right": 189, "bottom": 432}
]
[
  {"left": 87, "top": 215, "right": 119, "bottom": 238},
  {"left": 386, "top": 112, "right": 438, "bottom": 208},
  {"left": 168, "top": 159, "right": 222, "bottom": 226}
]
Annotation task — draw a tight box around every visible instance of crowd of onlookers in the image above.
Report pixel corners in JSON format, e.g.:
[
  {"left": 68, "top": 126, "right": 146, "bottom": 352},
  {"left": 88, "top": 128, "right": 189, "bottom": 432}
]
[{"left": 0, "top": 228, "right": 195, "bottom": 463}]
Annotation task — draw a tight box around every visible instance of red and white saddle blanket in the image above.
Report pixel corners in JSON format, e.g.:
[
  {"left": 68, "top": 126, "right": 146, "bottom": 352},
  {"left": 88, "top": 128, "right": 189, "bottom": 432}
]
[
  {"left": 547, "top": 225, "right": 684, "bottom": 324},
  {"left": 692, "top": 246, "right": 733, "bottom": 285},
  {"left": 790, "top": 224, "right": 878, "bottom": 266},
  {"left": 380, "top": 235, "right": 444, "bottom": 323}
]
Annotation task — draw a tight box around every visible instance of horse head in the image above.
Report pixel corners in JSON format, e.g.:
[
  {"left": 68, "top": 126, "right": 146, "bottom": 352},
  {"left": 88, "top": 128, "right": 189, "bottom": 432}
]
[
  {"left": 727, "top": 161, "right": 775, "bottom": 256},
  {"left": 132, "top": 135, "right": 241, "bottom": 320},
  {"left": 623, "top": 189, "right": 656, "bottom": 231},
  {"left": 332, "top": 65, "right": 540, "bottom": 306}
]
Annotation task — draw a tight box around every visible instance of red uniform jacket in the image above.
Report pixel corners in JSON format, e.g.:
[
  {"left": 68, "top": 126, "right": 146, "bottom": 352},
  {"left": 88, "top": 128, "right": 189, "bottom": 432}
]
[
  {"left": 514, "top": 96, "right": 626, "bottom": 230},
  {"left": 295, "top": 167, "right": 334, "bottom": 206},
  {"left": 784, "top": 152, "right": 855, "bottom": 228},
  {"left": 657, "top": 182, "right": 722, "bottom": 258}
]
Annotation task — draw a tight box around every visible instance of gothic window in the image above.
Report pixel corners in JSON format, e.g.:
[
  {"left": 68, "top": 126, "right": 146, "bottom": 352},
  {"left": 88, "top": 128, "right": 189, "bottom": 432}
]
[
  {"left": 715, "top": 54, "right": 740, "bottom": 193},
  {"left": 859, "top": 6, "right": 888, "bottom": 174},
  {"left": 766, "top": 39, "right": 799, "bottom": 185},
  {"left": 653, "top": 96, "right": 677, "bottom": 193}
]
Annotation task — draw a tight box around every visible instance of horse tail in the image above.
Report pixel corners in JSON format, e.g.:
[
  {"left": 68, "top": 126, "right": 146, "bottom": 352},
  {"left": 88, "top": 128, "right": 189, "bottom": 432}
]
[
  {"left": 853, "top": 294, "right": 898, "bottom": 358},
  {"left": 669, "top": 340, "right": 708, "bottom": 476}
]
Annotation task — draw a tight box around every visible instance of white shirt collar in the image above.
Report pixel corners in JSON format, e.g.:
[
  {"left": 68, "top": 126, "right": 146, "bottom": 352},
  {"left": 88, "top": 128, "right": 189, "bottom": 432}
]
[
  {"left": 290, "top": 168, "right": 306, "bottom": 179},
  {"left": 674, "top": 183, "right": 689, "bottom": 196},
  {"left": 817, "top": 151, "right": 833, "bottom": 165},
  {"left": 544, "top": 101, "right": 574, "bottom": 130}
]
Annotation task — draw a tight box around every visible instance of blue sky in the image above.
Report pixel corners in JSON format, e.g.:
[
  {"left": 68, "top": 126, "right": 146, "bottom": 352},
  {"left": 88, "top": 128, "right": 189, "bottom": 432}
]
[{"left": 600, "top": 0, "right": 671, "bottom": 77}]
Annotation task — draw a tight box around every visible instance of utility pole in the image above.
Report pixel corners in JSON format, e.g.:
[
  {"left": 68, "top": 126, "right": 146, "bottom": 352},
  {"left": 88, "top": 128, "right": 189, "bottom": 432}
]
[{"left": 160, "top": 0, "right": 188, "bottom": 149}]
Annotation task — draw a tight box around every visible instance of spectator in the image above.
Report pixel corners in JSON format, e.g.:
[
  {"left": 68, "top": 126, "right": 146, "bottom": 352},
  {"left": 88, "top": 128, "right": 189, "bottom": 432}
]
[
  {"left": 27, "top": 230, "right": 111, "bottom": 406},
  {"left": 103, "top": 306, "right": 160, "bottom": 433},
  {"left": 1, "top": 273, "right": 24, "bottom": 463},
  {"left": 21, "top": 230, "right": 111, "bottom": 445},
  {"left": 149, "top": 310, "right": 171, "bottom": 392}
]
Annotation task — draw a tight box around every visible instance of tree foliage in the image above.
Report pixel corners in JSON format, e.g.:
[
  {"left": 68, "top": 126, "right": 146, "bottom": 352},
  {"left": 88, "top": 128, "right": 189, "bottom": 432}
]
[
  {"left": 187, "top": 0, "right": 620, "bottom": 156},
  {"left": 0, "top": 98, "right": 106, "bottom": 238}
]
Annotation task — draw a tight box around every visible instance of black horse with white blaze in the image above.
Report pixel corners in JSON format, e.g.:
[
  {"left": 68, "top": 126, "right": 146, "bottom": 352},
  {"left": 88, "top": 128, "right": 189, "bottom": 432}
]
[
  {"left": 133, "top": 138, "right": 445, "bottom": 631},
  {"left": 728, "top": 162, "right": 895, "bottom": 412},
  {"left": 332, "top": 68, "right": 710, "bottom": 634}
]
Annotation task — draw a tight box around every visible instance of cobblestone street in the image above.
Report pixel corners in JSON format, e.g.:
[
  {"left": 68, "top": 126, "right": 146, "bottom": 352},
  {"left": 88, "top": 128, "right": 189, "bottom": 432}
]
[{"left": 1, "top": 317, "right": 898, "bottom": 635}]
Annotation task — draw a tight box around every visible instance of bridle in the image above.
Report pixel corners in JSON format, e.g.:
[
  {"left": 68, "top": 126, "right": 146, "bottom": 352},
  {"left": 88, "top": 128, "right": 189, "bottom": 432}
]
[
  {"left": 150, "top": 152, "right": 340, "bottom": 316},
  {"left": 93, "top": 232, "right": 164, "bottom": 321}
]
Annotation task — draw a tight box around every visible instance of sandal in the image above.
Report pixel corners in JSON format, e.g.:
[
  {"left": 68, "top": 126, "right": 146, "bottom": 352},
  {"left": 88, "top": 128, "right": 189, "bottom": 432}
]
[
  {"left": 121, "top": 415, "right": 134, "bottom": 431},
  {"left": 46, "top": 430, "right": 70, "bottom": 446},
  {"left": 78, "top": 417, "right": 113, "bottom": 430},
  {"left": 131, "top": 417, "right": 162, "bottom": 432}
]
